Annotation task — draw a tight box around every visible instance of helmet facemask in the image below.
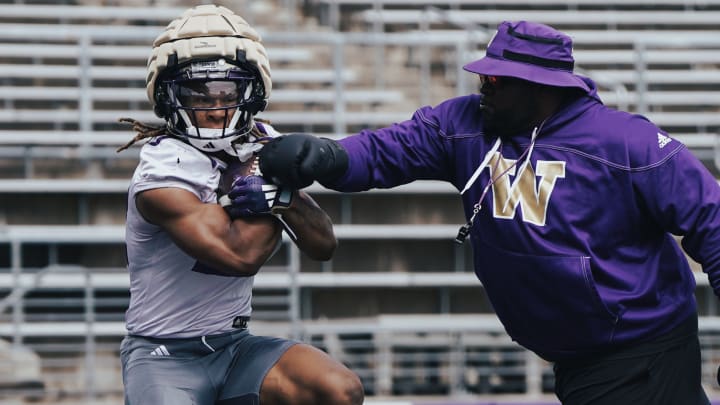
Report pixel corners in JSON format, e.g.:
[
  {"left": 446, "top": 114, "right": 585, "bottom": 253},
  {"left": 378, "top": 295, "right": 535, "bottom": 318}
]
[{"left": 156, "top": 57, "right": 266, "bottom": 155}]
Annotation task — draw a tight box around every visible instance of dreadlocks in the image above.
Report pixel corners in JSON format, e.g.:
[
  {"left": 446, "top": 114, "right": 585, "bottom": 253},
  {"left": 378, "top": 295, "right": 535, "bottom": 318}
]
[{"left": 116, "top": 118, "right": 167, "bottom": 153}]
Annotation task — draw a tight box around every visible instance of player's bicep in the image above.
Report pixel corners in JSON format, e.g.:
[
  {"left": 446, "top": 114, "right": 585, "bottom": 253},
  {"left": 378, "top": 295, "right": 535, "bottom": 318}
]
[
  {"left": 136, "top": 187, "right": 280, "bottom": 274},
  {"left": 136, "top": 187, "right": 225, "bottom": 250},
  {"left": 136, "top": 187, "right": 210, "bottom": 228}
]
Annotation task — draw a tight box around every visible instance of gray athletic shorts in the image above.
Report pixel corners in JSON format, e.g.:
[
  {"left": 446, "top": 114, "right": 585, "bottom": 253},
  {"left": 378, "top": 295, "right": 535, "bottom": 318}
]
[{"left": 120, "top": 328, "right": 297, "bottom": 405}]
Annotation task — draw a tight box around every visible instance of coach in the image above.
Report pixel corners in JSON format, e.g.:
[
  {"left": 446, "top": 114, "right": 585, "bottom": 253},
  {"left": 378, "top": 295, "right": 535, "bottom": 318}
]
[{"left": 259, "top": 20, "right": 718, "bottom": 404}]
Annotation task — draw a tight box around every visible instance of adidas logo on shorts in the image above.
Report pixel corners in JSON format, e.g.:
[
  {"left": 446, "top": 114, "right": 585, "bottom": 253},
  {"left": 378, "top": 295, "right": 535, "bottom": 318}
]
[{"left": 150, "top": 344, "right": 170, "bottom": 356}]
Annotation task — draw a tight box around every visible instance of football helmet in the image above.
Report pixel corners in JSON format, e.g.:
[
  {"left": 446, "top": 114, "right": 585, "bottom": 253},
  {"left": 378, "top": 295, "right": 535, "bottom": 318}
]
[{"left": 146, "top": 4, "right": 272, "bottom": 155}]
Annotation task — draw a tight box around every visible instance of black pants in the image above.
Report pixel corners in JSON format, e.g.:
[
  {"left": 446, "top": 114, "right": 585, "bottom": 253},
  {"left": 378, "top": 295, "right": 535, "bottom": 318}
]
[{"left": 553, "top": 316, "right": 709, "bottom": 405}]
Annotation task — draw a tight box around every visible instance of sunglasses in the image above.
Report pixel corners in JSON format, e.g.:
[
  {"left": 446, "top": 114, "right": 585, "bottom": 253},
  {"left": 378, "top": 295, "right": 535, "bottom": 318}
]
[
  {"left": 481, "top": 75, "right": 530, "bottom": 89},
  {"left": 480, "top": 75, "right": 501, "bottom": 87}
]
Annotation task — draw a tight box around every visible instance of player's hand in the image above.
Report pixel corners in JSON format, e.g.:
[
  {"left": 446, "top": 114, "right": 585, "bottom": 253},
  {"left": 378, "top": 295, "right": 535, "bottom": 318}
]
[
  {"left": 258, "top": 133, "right": 349, "bottom": 189},
  {"left": 219, "top": 175, "right": 293, "bottom": 219}
]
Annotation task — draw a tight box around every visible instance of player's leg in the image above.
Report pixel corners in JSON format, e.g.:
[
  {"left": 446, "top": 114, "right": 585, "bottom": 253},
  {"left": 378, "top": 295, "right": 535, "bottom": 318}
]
[
  {"left": 259, "top": 343, "right": 364, "bottom": 405},
  {"left": 120, "top": 336, "right": 218, "bottom": 405},
  {"left": 217, "top": 333, "right": 363, "bottom": 405}
]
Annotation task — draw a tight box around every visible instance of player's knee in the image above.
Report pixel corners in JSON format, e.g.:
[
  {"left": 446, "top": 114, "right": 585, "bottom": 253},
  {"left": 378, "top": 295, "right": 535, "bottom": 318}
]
[{"left": 323, "top": 368, "right": 364, "bottom": 405}]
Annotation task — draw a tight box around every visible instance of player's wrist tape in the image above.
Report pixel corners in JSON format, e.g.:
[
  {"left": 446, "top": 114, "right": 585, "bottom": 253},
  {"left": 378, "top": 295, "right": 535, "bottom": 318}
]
[
  {"left": 264, "top": 186, "right": 297, "bottom": 240},
  {"left": 269, "top": 187, "right": 294, "bottom": 213}
]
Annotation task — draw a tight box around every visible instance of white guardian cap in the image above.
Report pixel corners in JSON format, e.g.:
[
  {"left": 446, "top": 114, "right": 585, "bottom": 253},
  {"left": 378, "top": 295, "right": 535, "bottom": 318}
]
[{"left": 146, "top": 4, "right": 272, "bottom": 155}]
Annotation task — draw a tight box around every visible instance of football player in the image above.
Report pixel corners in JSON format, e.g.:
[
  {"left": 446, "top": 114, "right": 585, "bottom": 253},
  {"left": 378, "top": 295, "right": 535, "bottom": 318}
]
[{"left": 118, "top": 5, "right": 363, "bottom": 405}]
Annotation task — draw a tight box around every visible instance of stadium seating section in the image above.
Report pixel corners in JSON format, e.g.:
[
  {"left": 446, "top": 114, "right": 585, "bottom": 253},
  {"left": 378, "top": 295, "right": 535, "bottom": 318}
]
[{"left": 1, "top": 0, "right": 719, "bottom": 403}]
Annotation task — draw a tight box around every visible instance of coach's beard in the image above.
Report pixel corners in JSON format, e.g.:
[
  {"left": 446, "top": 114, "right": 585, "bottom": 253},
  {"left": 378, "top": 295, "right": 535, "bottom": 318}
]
[{"left": 482, "top": 107, "right": 535, "bottom": 138}]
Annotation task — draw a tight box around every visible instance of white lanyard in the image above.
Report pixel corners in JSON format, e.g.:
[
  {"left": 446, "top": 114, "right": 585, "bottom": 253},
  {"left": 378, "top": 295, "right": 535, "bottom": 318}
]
[{"left": 455, "top": 126, "right": 540, "bottom": 244}]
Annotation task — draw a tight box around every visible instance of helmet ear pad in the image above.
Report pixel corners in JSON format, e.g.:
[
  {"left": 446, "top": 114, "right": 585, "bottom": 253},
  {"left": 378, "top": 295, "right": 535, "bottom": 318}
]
[
  {"left": 234, "top": 49, "right": 267, "bottom": 115},
  {"left": 153, "top": 85, "right": 172, "bottom": 119},
  {"left": 251, "top": 99, "right": 267, "bottom": 114},
  {"left": 151, "top": 53, "right": 178, "bottom": 120}
]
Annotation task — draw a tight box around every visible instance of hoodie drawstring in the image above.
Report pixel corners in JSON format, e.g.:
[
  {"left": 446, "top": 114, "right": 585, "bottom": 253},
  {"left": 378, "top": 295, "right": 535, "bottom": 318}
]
[
  {"left": 502, "top": 125, "right": 540, "bottom": 212},
  {"left": 455, "top": 122, "right": 544, "bottom": 244}
]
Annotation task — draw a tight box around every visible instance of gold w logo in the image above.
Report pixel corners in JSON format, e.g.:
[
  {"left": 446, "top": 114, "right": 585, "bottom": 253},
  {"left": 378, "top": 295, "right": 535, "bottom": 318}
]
[{"left": 488, "top": 152, "right": 565, "bottom": 226}]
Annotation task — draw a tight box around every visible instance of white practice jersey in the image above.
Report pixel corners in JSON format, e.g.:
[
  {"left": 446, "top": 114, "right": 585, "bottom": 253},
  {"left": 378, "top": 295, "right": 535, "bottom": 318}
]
[{"left": 124, "top": 124, "right": 280, "bottom": 338}]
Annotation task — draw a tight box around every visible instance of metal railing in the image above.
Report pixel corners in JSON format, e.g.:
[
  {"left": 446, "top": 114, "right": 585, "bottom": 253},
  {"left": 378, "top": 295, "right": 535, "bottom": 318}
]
[
  {"left": 1, "top": 3, "right": 720, "bottom": 402},
  {"left": 0, "top": 224, "right": 719, "bottom": 400}
]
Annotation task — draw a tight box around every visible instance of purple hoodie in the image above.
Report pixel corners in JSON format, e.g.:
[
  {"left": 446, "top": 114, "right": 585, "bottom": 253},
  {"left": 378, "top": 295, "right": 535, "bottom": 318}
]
[{"left": 329, "top": 78, "right": 720, "bottom": 361}]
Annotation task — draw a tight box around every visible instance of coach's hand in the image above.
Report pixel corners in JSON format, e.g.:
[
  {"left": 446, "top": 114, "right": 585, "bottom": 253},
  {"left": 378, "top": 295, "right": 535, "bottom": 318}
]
[{"left": 258, "top": 133, "right": 348, "bottom": 189}]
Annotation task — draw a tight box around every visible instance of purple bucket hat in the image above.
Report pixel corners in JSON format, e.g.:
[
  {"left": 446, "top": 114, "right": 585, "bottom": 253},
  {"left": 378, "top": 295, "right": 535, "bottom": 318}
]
[{"left": 463, "top": 20, "right": 590, "bottom": 93}]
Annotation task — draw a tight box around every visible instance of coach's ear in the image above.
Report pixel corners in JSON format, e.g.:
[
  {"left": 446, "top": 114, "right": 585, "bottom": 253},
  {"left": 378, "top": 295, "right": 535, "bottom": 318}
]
[{"left": 258, "top": 133, "right": 348, "bottom": 189}]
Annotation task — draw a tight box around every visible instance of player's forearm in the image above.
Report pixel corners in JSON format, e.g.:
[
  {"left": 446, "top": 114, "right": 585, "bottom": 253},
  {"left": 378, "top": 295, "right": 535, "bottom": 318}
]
[
  {"left": 179, "top": 209, "right": 281, "bottom": 277},
  {"left": 224, "top": 216, "right": 283, "bottom": 274},
  {"left": 279, "top": 191, "right": 337, "bottom": 261}
]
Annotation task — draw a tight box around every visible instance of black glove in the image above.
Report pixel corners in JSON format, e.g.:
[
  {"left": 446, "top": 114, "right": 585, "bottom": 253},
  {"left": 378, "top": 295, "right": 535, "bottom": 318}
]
[{"left": 258, "top": 133, "right": 349, "bottom": 189}]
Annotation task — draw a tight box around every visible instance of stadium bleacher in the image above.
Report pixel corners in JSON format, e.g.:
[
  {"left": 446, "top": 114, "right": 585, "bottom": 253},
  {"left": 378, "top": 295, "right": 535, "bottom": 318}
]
[{"left": 1, "top": 0, "right": 720, "bottom": 403}]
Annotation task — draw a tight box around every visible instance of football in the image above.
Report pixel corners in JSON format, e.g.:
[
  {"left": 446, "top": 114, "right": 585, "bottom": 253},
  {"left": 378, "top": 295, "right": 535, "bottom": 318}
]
[{"left": 218, "top": 155, "right": 260, "bottom": 197}]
